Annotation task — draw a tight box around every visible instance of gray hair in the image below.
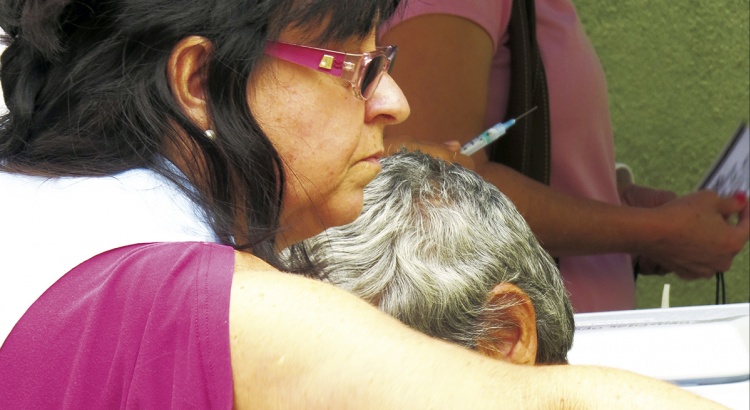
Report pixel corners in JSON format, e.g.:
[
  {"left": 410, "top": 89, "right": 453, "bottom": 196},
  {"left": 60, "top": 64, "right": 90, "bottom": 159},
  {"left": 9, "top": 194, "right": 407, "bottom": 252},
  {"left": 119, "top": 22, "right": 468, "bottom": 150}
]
[{"left": 298, "top": 151, "right": 574, "bottom": 364}]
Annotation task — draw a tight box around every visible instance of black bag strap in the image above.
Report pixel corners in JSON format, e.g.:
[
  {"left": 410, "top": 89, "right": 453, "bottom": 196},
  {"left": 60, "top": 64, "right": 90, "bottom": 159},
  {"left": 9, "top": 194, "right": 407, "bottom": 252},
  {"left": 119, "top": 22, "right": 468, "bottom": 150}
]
[{"left": 489, "top": 0, "right": 551, "bottom": 185}]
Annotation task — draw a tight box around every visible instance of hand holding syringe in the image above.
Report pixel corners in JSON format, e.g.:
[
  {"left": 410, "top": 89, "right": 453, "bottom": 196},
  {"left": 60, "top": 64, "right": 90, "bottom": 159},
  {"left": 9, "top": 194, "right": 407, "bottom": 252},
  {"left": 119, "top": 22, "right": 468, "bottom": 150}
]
[{"left": 460, "top": 107, "right": 538, "bottom": 156}]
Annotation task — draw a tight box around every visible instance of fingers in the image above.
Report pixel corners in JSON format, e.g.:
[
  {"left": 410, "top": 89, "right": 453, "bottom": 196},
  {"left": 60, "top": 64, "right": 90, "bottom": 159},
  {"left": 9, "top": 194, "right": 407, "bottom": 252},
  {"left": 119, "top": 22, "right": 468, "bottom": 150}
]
[
  {"left": 655, "top": 259, "right": 713, "bottom": 280},
  {"left": 716, "top": 194, "right": 750, "bottom": 261},
  {"left": 620, "top": 184, "right": 677, "bottom": 208},
  {"left": 674, "top": 269, "right": 717, "bottom": 281},
  {"left": 717, "top": 191, "right": 748, "bottom": 217},
  {"left": 633, "top": 255, "right": 671, "bottom": 276},
  {"left": 734, "top": 191, "right": 748, "bottom": 204},
  {"left": 737, "top": 198, "right": 750, "bottom": 227},
  {"left": 615, "top": 163, "right": 634, "bottom": 192},
  {"left": 384, "top": 139, "right": 476, "bottom": 169},
  {"left": 442, "top": 140, "right": 462, "bottom": 152},
  {"left": 656, "top": 189, "right": 678, "bottom": 204},
  {"left": 641, "top": 190, "right": 746, "bottom": 278},
  {"left": 452, "top": 153, "right": 476, "bottom": 170},
  {"left": 733, "top": 192, "right": 749, "bottom": 223}
]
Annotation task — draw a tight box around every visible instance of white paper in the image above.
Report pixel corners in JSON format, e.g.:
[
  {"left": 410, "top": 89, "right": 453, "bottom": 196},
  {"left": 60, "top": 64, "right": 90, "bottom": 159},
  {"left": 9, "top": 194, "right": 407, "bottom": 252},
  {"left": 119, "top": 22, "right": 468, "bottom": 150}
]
[{"left": 698, "top": 123, "right": 750, "bottom": 196}]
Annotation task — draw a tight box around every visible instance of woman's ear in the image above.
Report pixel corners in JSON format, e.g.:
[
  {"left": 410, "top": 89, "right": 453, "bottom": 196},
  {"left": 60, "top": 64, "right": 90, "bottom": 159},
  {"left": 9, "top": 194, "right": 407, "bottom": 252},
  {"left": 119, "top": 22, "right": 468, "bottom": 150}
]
[
  {"left": 167, "top": 36, "right": 212, "bottom": 130},
  {"left": 475, "top": 283, "right": 538, "bottom": 365}
]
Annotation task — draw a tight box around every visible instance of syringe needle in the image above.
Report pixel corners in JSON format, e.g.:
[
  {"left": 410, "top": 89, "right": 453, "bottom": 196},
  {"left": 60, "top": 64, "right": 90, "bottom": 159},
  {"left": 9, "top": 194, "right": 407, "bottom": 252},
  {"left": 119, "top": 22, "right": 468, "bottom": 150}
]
[
  {"left": 459, "top": 106, "right": 539, "bottom": 156},
  {"left": 513, "top": 106, "right": 538, "bottom": 122}
]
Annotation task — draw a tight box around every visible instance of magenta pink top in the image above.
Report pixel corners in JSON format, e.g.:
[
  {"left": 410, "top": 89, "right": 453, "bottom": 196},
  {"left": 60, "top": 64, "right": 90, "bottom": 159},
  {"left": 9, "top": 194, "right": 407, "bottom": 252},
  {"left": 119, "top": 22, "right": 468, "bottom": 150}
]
[
  {"left": 0, "top": 242, "right": 235, "bottom": 409},
  {"left": 383, "top": 0, "right": 635, "bottom": 312}
]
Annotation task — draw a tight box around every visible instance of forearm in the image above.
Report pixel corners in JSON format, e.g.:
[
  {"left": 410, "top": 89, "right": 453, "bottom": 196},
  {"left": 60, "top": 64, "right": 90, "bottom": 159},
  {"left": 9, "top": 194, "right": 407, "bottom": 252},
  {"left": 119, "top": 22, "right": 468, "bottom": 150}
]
[
  {"left": 230, "top": 253, "right": 724, "bottom": 409},
  {"left": 476, "top": 159, "right": 749, "bottom": 277},
  {"left": 533, "top": 365, "right": 726, "bottom": 409},
  {"left": 476, "top": 160, "right": 660, "bottom": 257}
]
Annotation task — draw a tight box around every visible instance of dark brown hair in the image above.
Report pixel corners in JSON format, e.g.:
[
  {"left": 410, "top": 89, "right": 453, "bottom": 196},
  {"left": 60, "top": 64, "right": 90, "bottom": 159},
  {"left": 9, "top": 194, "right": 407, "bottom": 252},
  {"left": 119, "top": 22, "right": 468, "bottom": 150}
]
[{"left": 0, "top": 0, "right": 401, "bottom": 270}]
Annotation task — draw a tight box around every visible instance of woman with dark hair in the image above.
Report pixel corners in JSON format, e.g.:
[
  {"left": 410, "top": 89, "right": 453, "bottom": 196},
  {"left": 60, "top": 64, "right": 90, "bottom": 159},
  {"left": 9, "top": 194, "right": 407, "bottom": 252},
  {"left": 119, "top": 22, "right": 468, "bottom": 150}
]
[{"left": 0, "top": 0, "right": 725, "bottom": 408}]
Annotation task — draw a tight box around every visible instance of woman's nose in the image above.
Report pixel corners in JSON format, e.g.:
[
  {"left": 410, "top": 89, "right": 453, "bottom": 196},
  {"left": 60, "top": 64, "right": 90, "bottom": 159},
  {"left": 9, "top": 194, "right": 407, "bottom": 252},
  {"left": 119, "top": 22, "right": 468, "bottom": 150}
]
[{"left": 365, "top": 73, "right": 410, "bottom": 126}]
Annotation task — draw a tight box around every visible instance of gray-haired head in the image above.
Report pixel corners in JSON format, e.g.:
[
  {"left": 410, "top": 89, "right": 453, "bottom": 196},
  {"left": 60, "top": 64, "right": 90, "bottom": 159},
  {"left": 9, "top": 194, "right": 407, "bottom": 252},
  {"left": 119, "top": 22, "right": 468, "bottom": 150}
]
[{"left": 299, "top": 150, "right": 573, "bottom": 364}]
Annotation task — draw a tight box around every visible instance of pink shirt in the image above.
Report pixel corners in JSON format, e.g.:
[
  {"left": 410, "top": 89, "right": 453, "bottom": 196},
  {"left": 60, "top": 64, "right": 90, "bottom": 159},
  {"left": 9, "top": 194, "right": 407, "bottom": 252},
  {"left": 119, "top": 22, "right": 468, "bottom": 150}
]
[
  {"left": 0, "top": 242, "right": 235, "bottom": 409},
  {"left": 384, "top": 0, "right": 635, "bottom": 312}
]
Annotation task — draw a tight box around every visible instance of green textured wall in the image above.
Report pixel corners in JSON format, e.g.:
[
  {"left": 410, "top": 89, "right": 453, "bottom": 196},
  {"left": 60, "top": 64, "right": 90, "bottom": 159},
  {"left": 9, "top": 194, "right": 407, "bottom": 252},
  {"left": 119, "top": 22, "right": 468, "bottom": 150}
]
[{"left": 575, "top": 0, "right": 749, "bottom": 308}]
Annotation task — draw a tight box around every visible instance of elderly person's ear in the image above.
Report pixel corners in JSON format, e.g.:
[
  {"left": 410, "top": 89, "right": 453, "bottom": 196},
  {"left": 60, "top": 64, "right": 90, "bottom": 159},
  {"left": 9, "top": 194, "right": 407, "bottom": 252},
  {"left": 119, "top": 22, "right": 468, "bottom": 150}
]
[
  {"left": 167, "top": 36, "right": 212, "bottom": 130},
  {"left": 476, "top": 283, "right": 538, "bottom": 365}
]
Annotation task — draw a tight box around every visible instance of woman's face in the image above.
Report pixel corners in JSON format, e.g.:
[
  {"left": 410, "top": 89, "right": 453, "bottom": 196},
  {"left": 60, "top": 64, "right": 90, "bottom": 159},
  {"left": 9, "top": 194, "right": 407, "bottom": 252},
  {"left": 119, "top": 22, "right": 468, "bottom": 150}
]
[{"left": 249, "top": 30, "right": 410, "bottom": 249}]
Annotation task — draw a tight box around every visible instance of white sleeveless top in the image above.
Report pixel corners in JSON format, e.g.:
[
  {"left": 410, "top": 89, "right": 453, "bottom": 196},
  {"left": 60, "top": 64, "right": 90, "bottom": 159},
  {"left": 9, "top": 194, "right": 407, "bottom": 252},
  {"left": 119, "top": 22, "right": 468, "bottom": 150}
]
[{"left": 0, "top": 166, "right": 217, "bottom": 344}]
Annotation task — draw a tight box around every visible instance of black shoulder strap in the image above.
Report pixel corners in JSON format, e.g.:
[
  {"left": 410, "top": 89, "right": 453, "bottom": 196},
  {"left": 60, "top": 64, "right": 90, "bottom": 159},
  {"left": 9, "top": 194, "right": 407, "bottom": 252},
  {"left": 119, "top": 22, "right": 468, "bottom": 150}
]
[{"left": 488, "top": 0, "right": 551, "bottom": 185}]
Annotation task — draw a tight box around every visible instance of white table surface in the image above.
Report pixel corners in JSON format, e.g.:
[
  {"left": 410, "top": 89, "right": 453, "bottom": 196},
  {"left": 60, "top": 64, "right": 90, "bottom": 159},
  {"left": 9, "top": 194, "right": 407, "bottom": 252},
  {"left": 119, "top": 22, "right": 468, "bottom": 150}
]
[{"left": 569, "top": 303, "right": 749, "bottom": 409}]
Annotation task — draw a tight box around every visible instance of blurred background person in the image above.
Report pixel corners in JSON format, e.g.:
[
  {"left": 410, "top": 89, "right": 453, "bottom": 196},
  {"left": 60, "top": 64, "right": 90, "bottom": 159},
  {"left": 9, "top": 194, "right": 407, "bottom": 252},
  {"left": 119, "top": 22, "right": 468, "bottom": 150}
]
[{"left": 379, "top": 0, "right": 749, "bottom": 312}]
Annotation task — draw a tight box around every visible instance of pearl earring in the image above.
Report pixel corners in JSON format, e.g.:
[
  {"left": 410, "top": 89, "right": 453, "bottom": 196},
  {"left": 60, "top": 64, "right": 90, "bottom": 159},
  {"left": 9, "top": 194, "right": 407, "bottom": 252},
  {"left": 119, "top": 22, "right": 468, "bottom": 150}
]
[{"left": 204, "top": 129, "right": 216, "bottom": 140}]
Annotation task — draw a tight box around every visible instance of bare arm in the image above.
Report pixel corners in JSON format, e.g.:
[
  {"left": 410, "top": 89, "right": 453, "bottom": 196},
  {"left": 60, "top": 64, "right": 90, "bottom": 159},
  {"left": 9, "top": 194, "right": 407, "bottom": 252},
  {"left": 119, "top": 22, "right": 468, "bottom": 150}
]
[
  {"left": 381, "top": 14, "right": 749, "bottom": 278},
  {"left": 228, "top": 251, "right": 724, "bottom": 409}
]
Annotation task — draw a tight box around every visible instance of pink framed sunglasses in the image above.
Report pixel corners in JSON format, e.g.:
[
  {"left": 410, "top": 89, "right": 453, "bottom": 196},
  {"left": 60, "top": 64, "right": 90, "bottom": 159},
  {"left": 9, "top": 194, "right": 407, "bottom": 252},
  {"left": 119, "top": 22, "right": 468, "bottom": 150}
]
[{"left": 265, "top": 41, "right": 397, "bottom": 100}]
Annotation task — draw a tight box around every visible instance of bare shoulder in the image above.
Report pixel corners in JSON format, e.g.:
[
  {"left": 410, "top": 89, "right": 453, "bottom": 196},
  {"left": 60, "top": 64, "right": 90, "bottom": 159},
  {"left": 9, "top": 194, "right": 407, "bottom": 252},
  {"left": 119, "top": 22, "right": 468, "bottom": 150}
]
[
  {"left": 233, "top": 249, "right": 277, "bottom": 272},
  {"left": 229, "top": 250, "right": 408, "bottom": 408}
]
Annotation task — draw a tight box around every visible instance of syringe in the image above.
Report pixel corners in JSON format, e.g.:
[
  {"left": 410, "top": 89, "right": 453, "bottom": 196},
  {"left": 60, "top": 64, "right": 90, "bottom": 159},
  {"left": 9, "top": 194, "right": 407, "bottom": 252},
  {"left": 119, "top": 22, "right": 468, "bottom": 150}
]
[{"left": 460, "top": 106, "right": 538, "bottom": 156}]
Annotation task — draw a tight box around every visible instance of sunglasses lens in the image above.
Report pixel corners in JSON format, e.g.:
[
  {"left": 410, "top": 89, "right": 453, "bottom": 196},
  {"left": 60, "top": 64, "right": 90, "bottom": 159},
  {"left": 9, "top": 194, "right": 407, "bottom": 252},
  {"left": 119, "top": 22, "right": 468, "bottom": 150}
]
[{"left": 360, "top": 55, "right": 388, "bottom": 99}]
